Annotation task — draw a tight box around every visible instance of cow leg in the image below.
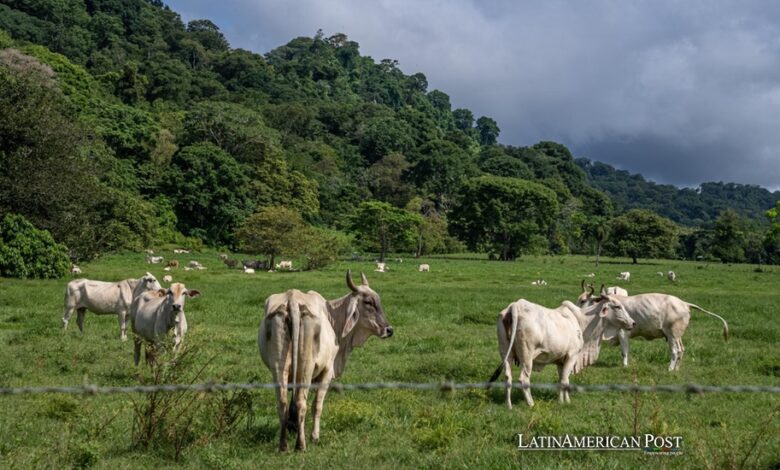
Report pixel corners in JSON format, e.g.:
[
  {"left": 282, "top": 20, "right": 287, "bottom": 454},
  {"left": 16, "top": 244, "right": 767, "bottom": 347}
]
[
  {"left": 674, "top": 338, "right": 685, "bottom": 370},
  {"left": 618, "top": 329, "right": 630, "bottom": 367},
  {"left": 294, "top": 387, "right": 309, "bottom": 451},
  {"left": 311, "top": 368, "right": 333, "bottom": 444},
  {"left": 666, "top": 336, "right": 678, "bottom": 371},
  {"left": 76, "top": 308, "right": 87, "bottom": 333},
  {"left": 118, "top": 311, "right": 128, "bottom": 342},
  {"left": 520, "top": 355, "right": 535, "bottom": 407},
  {"left": 560, "top": 356, "right": 578, "bottom": 404},
  {"left": 503, "top": 357, "right": 514, "bottom": 409},
  {"left": 133, "top": 337, "right": 142, "bottom": 366},
  {"left": 62, "top": 304, "right": 76, "bottom": 330},
  {"left": 274, "top": 369, "right": 290, "bottom": 452}
]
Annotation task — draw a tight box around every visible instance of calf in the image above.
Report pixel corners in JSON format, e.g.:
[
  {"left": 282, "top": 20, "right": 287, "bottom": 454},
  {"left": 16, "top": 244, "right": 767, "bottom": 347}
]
[
  {"left": 63, "top": 272, "right": 162, "bottom": 341},
  {"left": 418, "top": 263, "right": 430, "bottom": 272},
  {"left": 617, "top": 271, "right": 630, "bottom": 281},
  {"left": 259, "top": 271, "right": 393, "bottom": 451},
  {"left": 130, "top": 282, "right": 200, "bottom": 365},
  {"left": 147, "top": 256, "right": 164, "bottom": 264}
]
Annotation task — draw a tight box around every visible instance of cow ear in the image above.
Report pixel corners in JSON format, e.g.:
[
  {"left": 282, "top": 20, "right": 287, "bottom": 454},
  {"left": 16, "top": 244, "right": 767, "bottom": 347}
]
[
  {"left": 157, "top": 289, "right": 168, "bottom": 297},
  {"left": 342, "top": 295, "right": 359, "bottom": 338},
  {"left": 599, "top": 305, "right": 609, "bottom": 317},
  {"left": 186, "top": 289, "right": 201, "bottom": 298}
]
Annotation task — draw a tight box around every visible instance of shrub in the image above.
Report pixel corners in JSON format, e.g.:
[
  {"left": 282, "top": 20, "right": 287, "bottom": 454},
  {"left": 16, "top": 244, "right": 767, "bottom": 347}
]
[{"left": 0, "top": 213, "right": 70, "bottom": 278}]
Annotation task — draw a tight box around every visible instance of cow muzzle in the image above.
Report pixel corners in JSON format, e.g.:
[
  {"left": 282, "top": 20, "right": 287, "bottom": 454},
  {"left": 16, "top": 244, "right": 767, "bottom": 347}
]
[
  {"left": 172, "top": 304, "right": 182, "bottom": 312},
  {"left": 382, "top": 326, "right": 394, "bottom": 338}
]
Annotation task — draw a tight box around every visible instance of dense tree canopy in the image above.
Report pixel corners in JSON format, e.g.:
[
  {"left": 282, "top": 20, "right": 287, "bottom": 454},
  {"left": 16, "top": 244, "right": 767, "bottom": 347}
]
[
  {"left": 0, "top": 0, "right": 775, "bottom": 272},
  {"left": 606, "top": 209, "right": 678, "bottom": 264}
]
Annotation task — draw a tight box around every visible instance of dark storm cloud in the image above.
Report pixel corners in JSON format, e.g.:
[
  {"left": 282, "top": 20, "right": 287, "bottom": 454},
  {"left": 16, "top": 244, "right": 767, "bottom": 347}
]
[{"left": 166, "top": 0, "right": 780, "bottom": 189}]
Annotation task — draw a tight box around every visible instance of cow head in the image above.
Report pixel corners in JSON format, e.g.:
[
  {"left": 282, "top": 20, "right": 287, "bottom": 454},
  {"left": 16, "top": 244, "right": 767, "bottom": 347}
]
[
  {"left": 594, "top": 294, "right": 635, "bottom": 340},
  {"left": 577, "top": 280, "right": 595, "bottom": 307},
  {"left": 142, "top": 272, "right": 163, "bottom": 292},
  {"left": 342, "top": 270, "right": 393, "bottom": 341},
  {"left": 157, "top": 282, "right": 200, "bottom": 312}
]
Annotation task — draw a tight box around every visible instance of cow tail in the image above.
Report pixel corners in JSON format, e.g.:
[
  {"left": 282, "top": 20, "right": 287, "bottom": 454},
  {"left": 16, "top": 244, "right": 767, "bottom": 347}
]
[
  {"left": 286, "top": 298, "right": 301, "bottom": 433},
  {"left": 688, "top": 303, "right": 729, "bottom": 341},
  {"left": 489, "top": 305, "right": 519, "bottom": 382}
]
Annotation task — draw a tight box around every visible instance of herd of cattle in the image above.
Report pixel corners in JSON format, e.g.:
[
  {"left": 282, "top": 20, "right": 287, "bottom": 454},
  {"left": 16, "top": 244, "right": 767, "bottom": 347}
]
[{"left": 60, "top": 254, "right": 729, "bottom": 452}]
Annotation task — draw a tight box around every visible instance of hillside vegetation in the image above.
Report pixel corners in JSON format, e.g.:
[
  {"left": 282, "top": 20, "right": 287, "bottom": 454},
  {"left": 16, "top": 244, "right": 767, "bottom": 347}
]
[{"left": 0, "top": 0, "right": 778, "bottom": 270}]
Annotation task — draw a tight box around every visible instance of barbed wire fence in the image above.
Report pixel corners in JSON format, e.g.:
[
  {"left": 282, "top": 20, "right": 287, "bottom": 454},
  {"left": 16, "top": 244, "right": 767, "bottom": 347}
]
[{"left": 1, "top": 381, "right": 779, "bottom": 396}]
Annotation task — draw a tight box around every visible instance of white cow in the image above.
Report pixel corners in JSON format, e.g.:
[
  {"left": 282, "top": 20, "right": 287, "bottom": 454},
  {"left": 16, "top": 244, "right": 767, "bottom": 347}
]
[
  {"left": 130, "top": 282, "right": 200, "bottom": 365},
  {"left": 244, "top": 267, "right": 255, "bottom": 274},
  {"left": 173, "top": 249, "right": 190, "bottom": 254},
  {"left": 147, "top": 256, "right": 164, "bottom": 264},
  {"left": 617, "top": 271, "right": 630, "bottom": 281},
  {"left": 668, "top": 271, "right": 677, "bottom": 282},
  {"left": 62, "top": 272, "right": 162, "bottom": 341},
  {"left": 374, "top": 262, "right": 388, "bottom": 272},
  {"left": 530, "top": 279, "right": 547, "bottom": 286},
  {"left": 604, "top": 286, "right": 628, "bottom": 296},
  {"left": 418, "top": 264, "right": 430, "bottom": 272},
  {"left": 276, "top": 260, "right": 293, "bottom": 270},
  {"left": 259, "top": 270, "right": 393, "bottom": 452},
  {"left": 577, "top": 286, "right": 729, "bottom": 370},
  {"left": 492, "top": 295, "right": 635, "bottom": 408},
  {"left": 188, "top": 260, "right": 203, "bottom": 269},
  {"left": 70, "top": 265, "right": 81, "bottom": 275},
  {"left": 162, "top": 275, "right": 173, "bottom": 283}
]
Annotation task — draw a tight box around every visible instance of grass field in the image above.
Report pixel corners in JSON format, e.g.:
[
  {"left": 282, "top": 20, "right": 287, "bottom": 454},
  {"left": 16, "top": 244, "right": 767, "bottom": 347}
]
[{"left": 0, "top": 251, "right": 778, "bottom": 468}]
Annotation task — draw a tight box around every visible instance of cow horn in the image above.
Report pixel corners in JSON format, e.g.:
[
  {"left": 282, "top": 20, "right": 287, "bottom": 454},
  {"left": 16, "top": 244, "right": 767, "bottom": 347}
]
[
  {"left": 346, "top": 270, "right": 358, "bottom": 292},
  {"left": 360, "top": 271, "right": 369, "bottom": 286},
  {"left": 581, "top": 280, "right": 585, "bottom": 291},
  {"left": 588, "top": 283, "right": 595, "bottom": 296},
  {"left": 600, "top": 283, "right": 606, "bottom": 296}
]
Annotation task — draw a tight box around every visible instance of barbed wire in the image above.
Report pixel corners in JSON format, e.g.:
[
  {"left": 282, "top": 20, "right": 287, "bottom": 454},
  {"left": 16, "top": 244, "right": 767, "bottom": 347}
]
[{"left": 0, "top": 381, "right": 778, "bottom": 396}]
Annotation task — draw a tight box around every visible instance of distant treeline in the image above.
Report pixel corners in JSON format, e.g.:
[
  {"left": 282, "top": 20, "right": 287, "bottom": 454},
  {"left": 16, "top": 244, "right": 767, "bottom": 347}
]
[{"left": 0, "top": 0, "right": 778, "bottom": 276}]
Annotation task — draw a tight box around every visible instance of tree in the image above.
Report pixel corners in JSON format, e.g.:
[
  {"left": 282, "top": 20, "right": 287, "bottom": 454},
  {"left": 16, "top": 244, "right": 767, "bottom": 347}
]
[
  {"left": 764, "top": 200, "right": 780, "bottom": 264},
  {"left": 583, "top": 216, "right": 611, "bottom": 266},
  {"left": 606, "top": 209, "right": 678, "bottom": 264},
  {"left": 0, "top": 213, "right": 70, "bottom": 279},
  {"left": 165, "top": 142, "right": 253, "bottom": 245},
  {"left": 452, "top": 108, "right": 474, "bottom": 131},
  {"left": 366, "top": 153, "right": 414, "bottom": 207},
  {"left": 475, "top": 116, "right": 500, "bottom": 145},
  {"left": 449, "top": 176, "right": 559, "bottom": 260},
  {"left": 350, "top": 201, "right": 421, "bottom": 261},
  {"left": 406, "top": 140, "right": 478, "bottom": 208},
  {"left": 711, "top": 209, "right": 746, "bottom": 263},
  {"left": 235, "top": 206, "right": 308, "bottom": 268}
]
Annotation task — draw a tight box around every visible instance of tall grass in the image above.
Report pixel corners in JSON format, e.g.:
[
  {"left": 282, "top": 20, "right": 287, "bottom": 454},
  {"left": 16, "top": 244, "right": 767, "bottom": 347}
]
[{"left": 0, "top": 251, "right": 778, "bottom": 467}]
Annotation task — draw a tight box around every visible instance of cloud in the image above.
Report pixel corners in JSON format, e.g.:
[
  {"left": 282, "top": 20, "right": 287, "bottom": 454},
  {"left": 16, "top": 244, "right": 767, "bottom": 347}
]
[{"left": 168, "top": 0, "right": 780, "bottom": 189}]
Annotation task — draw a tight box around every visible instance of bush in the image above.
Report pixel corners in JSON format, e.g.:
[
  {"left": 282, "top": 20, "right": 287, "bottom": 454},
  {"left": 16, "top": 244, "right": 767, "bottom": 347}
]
[
  {"left": 302, "top": 227, "right": 351, "bottom": 270},
  {"left": 0, "top": 213, "right": 70, "bottom": 278}
]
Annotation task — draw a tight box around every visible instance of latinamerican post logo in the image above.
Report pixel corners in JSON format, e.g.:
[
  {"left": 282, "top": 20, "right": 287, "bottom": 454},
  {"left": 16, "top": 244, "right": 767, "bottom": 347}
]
[{"left": 517, "top": 434, "right": 682, "bottom": 455}]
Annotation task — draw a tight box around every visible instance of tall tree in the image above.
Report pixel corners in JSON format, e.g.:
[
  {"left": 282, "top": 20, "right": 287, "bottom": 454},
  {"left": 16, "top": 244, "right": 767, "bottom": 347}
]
[
  {"left": 449, "top": 176, "right": 559, "bottom": 260},
  {"left": 606, "top": 209, "right": 678, "bottom": 264},
  {"left": 350, "top": 201, "right": 421, "bottom": 261},
  {"left": 475, "top": 116, "right": 500, "bottom": 145}
]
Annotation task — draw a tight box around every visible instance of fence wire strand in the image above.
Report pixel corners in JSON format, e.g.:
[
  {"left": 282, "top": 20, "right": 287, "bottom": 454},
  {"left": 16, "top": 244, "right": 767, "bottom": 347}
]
[{"left": 0, "top": 381, "right": 778, "bottom": 396}]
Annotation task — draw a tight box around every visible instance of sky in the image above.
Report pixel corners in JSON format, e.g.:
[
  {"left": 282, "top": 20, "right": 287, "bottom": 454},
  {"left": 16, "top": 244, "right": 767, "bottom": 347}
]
[{"left": 166, "top": 0, "right": 780, "bottom": 190}]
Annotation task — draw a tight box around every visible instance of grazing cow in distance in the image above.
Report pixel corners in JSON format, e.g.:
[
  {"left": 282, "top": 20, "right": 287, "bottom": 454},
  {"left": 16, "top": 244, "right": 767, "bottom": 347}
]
[
  {"left": 188, "top": 260, "right": 206, "bottom": 270},
  {"left": 166, "top": 260, "right": 179, "bottom": 269},
  {"left": 147, "top": 255, "right": 164, "bottom": 264},
  {"left": 130, "top": 282, "right": 200, "bottom": 365},
  {"left": 224, "top": 258, "right": 239, "bottom": 269},
  {"left": 244, "top": 267, "right": 255, "bottom": 274},
  {"left": 577, "top": 285, "right": 729, "bottom": 370},
  {"left": 585, "top": 272, "right": 595, "bottom": 278},
  {"left": 242, "top": 259, "right": 266, "bottom": 270},
  {"left": 259, "top": 271, "right": 393, "bottom": 451},
  {"left": 70, "top": 265, "right": 81, "bottom": 275},
  {"left": 418, "top": 264, "right": 430, "bottom": 272},
  {"left": 617, "top": 271, "right": 630, "bottom": 282},
  {"left": 395, "top": 258, "right": 403, "bottom": 263},
  {"left": 374, "top": 262, "right": 388, "bottom": 272},
  {"left": 173, "top": 249, "right": 190, "bottom": 254},
  {"left": 530, "top": 279, "right": 547, "bottom": 286},
  {"left": 219, "top": 253, "right": 229, "bottom": 260},
  {"left": 163, "top": 275, "right": 173, "bottom": 283},
  {"left": 491, "top": 295, "right": 634, "bottom": 408},
  {"left": 668, "top": 271, "right": 677, "bottom": 282},
  {"left": 276, "top": 260, "right": 293, "bottom": 270},
  {"left": 63, "top": 272, "right": 162, "bottom": 341}
]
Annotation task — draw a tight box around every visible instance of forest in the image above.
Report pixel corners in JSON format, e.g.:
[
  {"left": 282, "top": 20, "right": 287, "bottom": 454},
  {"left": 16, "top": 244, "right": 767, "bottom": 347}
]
[{"left": 1, "top": 0, "right": 779, "bottom": 278}]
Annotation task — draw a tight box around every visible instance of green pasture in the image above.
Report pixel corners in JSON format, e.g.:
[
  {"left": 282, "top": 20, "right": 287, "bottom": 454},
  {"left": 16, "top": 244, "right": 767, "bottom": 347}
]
[{"left": 0, "top": 252, "right": 778, "bottom": 468}]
